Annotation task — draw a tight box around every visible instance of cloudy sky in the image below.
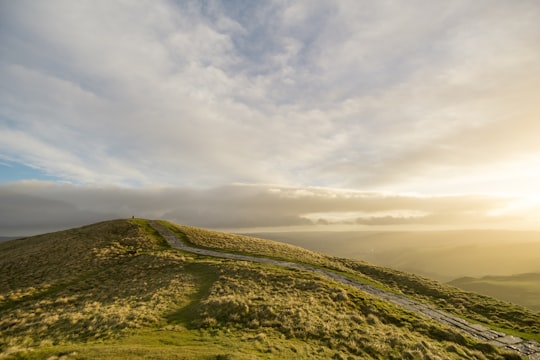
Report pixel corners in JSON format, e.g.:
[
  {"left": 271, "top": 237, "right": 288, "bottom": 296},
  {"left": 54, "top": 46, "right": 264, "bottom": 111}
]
[{"left": 1, "top": 0, "right": 540, "bottom": 235}]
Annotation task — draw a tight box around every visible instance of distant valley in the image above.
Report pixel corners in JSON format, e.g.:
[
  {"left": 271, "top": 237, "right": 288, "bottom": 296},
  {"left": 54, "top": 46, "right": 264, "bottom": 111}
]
[
  {"left": 0, "top": 236, "right": 20, "bottom": 242},
  {"left": 449, "top": 273, "right": 540, "bottom": 312},
  {"left": 250, "top": 230, "right": 540, "bottom": 311}
]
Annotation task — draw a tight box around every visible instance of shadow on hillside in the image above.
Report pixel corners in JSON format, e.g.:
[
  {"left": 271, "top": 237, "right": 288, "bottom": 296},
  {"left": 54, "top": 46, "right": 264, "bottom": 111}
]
[{"left": 164, "top": 262, "right": 218, "bottom": 328}]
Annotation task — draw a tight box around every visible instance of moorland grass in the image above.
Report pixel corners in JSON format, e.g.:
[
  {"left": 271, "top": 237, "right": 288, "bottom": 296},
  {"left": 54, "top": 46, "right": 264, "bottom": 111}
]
[
  {"left": 0, "top": 219, "right": 531, "bottom": 359},
  {"left": 161, "top": 221, "right": 349, "bottom": 270},
  {"left": 341, "top": 259, "right": 540, "bottom": 340},
  {"left": 164, "top": 220, "right": 540, "bottom": 340}
]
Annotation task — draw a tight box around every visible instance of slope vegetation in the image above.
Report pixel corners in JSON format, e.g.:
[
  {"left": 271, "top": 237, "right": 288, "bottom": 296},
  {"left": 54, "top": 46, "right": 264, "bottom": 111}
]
[
  {"left": 0, "top": 219, "right": 536, "bottom": 359},
  {"left": 449, "top": 273, "right": 540, "bottom": 312},
  {"left": 169, "top": 222, "right": 539, "bottom": 338}
]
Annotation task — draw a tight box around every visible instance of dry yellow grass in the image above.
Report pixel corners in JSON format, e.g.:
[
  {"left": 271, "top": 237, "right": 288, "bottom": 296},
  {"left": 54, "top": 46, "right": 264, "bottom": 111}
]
[
  {"left": 163, "top": 221, "right": 349, "bottom": 270},
  {"left": 164, "top": 220, "right": 540, "bottom": 339},
  {"left": 0, "top": 219, "right": 528, "bottom": 359},
  {"left": 192, "top": 261, "right": 515, "bottom": 359},
  {"left": 0, "top": 220, "right": 194, "bottom": 351}
]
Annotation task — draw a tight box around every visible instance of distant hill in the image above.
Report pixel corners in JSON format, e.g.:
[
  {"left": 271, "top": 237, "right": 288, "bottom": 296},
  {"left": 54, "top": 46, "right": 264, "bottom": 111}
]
[
  {"left": 1, "top": 219, "right": 537, "bottom": 359},
  {"left": 248, "top": 231, "right": 540, "bottom": 312},
  {"left": 249, "top": 230, "right": 540, "bottom": 282},
  {"left": 449, "top": 273, "right": 540, "bottom": 312},
  {"left": 0, "top": 236, "right": 20, "bottom": 242}
]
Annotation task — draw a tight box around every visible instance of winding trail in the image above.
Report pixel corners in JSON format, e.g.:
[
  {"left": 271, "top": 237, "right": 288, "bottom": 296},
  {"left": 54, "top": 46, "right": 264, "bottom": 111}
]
[{"left": 150, "top": 221, "right": 540, "bottom": 359}]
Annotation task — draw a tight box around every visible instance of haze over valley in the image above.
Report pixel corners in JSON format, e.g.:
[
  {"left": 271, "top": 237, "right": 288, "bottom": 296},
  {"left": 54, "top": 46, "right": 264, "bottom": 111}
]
[{"left": 249, "top": 230, "right": 540, "bottom": 280}]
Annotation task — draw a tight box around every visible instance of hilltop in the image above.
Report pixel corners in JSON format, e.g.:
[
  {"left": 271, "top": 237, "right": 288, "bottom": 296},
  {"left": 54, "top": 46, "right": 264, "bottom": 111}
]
[{"left": 1, "top": 219, "right": 538, "bottom": 359}]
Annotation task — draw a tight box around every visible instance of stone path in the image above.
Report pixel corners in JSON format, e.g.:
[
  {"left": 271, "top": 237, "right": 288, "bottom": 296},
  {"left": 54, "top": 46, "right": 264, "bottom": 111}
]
[{"left": 150, "top": 222, "right": 540, "bottom": 359}]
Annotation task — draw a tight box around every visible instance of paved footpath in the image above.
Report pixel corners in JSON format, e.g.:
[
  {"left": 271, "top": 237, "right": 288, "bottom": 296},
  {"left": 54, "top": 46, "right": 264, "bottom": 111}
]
[{"left": 151, "top": 222, "right": 540, "bottom": 359}]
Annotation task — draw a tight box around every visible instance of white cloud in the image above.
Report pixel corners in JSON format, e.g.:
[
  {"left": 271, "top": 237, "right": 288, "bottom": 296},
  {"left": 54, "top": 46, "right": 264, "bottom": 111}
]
[{"left": 1, "top": 0, "right": 539, "bottom": 202}]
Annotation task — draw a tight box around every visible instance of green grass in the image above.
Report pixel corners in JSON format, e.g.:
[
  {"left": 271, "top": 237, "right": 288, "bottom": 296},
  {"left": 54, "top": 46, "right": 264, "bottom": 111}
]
[
  {"left": 0, "top": 219, "right": 531, "bottom": 359},
  {"left": 163, "top": 262, "right": 219, "bottom": 327},
  {"left": 21, "top": 328, "right": 343, "bottom": 360},
  {"left": 129, "top": 218, "right": 170, "bottom": 249}
]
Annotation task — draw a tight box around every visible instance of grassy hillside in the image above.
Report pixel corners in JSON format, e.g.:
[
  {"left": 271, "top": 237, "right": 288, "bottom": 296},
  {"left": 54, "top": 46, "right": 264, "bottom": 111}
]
[
  {"left": 449, "top": 273, "right": 540, "bottom": 312},
  {"left": 167, "top": 222, "right": 540, "bottom": 338},
  {"left": 0, "top": 219, "right": 534, "bottom": 359},
  {"left": 250, "top": 230, "right": 540, "bottom": 312},
  {"left": 250, "top": 230, "right": 540, "bottom": 281}
]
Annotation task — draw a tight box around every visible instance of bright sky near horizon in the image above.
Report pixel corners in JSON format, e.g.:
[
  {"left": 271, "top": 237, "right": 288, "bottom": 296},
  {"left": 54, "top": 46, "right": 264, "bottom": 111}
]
[{"left": 1, "top": 0, "right": 540, "bottom": 235}]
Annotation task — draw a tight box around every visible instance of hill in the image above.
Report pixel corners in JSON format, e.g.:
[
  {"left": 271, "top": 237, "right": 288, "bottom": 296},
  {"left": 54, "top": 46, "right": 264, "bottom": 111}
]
[
  {"left": 248, "top": 230, "right": 540, "bottom": 282},
  {"left": 1, "top": 219, "right": 538, "bottom": 359},
  {"left": 249, "top": 230, "right": 540, "bottom": 311},
  {"left": 449, "top": 273, "right": 540, "bottom": 312}
]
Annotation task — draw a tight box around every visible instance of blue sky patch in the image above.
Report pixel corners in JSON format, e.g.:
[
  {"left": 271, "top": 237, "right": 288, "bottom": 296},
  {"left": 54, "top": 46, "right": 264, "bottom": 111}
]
[{"left": 0, "top": 161, "right": 59, "bottom": 183}]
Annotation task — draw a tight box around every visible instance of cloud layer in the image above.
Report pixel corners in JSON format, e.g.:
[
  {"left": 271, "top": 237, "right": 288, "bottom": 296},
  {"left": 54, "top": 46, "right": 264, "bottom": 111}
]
[
  {"left": 2, "top": 1, "right": 540, "bottom": 190},
  {"left": 2, "top": 181, "right": 537, "bottom": 236}
]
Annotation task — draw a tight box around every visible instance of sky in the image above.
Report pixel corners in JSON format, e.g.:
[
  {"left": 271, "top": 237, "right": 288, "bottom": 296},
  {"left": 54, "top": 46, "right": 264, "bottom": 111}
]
[{"left": 1, "top": 0, "right": 540, "bottom": 235}]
